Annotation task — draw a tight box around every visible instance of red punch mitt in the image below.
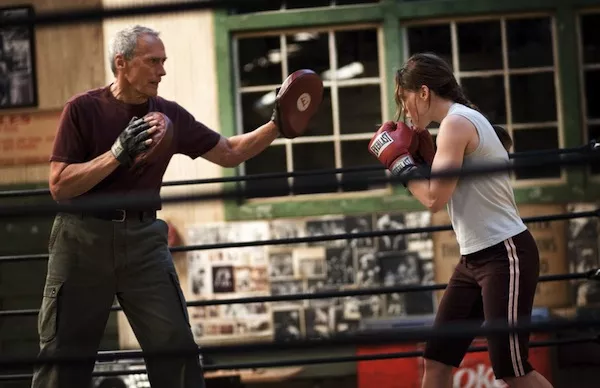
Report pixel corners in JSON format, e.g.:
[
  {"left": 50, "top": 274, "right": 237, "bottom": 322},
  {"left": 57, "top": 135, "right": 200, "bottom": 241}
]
[
  {"left": 133, "top": 111, "right": 174, "bottom": 166},
  {"left": 271, "top": 69, "right": 324, "bottom": 139},
  {"left": 369, "top": 121, "right": 422, "bottom": 185}
]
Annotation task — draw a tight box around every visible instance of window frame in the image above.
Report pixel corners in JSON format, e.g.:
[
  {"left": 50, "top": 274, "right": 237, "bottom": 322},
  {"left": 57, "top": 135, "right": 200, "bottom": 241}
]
[
  {"left": 214, "top": 0, "right": 593, "bottom": 222},
  {"left": 401, "top": 12, "right": 566, "bottom": 188},
  {"left": 576, "top": 6, "right": 600, "bottom": 183},
  {"left": 232, "top": 23, "right": 391, "bottom": 199}
]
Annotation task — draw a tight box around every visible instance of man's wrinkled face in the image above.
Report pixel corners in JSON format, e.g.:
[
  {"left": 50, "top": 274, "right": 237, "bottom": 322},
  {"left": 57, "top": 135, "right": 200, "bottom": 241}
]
[{"left": 120, "top": 34, "right": 167, "bottom": 97}]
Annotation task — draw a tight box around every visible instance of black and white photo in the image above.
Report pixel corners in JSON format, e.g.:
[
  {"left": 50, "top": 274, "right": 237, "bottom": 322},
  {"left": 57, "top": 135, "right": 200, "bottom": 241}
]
[
  {"left": 305, "top": 306, "right": 332, "bottom": 339},
  {"left": 268, "top": 248, "right": 295, "bottom": 279},
  {"left": 294, "top": 247, "right": 327, "bottom": 278},
  {"left": 273, "top": 309, "right": 303, "bottom": 341},
  {"left": 212, "top": 265, "right": 235, "bottom": 293},
  {"left": 355, "top": 248, "right": 380, "bottom": 287},
  {"left": 377, "top": 251, "right": 422, "bottom": 286},
  {"left": 188, "top": 252, "right": 211, "bottom": 297},
  {"left": 344, "top": 215, "right": 375, "bottom": 248},
  {"left": 567, "top": 203, "right": 600, "bottom": 306},
  {"left": 305, "top": 217, "right": 346, "bottom": 247},
  {"left": 269, "top": 219, "right": 305, "bottom": 243},
  {"left": 375, "top": 213, "right": 407, "bottom": 251},
  {"left": 325, "top": 246, "right": 355, "bottom": 285},
  {"left": 0, "top": 6, "right": 37, "bottom": 109}
]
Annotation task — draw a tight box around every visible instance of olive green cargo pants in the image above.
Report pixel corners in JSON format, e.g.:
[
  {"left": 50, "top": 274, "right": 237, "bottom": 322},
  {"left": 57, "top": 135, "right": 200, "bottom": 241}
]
[{"left": 31, "top": 212, "right": 204, "bottom": 388}]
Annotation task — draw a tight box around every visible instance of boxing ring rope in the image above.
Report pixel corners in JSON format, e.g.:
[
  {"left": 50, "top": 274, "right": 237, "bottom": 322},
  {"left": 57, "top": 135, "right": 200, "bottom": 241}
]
[
  {"left": 0, "top": 314, "right": 598, "bottom": 373},
  {"left": 0, "top": 336, "right": 597, "bottom": 382},
  {"left": 0, "top": 143, "right": 598, "bottom": 219},
  {"left": 0, "top": 204, "right": 596, "bottom": 318},
  {"left": 0, "top": 0, "right": 271, "bottom": 29},
  {"left": 0, "top": 143, "right": 593, "bottom": 199},
  {"left": 1, "top": 206, "right": 597, "bottom": 264},
  {"left": 0, "top": 270, "right": 595, "bottom": 318}
]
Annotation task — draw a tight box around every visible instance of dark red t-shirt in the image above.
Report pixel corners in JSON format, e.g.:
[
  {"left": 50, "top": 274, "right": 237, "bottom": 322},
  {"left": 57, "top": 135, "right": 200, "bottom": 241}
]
[{"left": 50, "top": 85, "right": 222, "bottom": 210}]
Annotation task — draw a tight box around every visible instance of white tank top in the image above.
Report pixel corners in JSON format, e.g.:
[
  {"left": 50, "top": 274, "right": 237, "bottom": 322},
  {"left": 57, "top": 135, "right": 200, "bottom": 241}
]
[{"left": 445, "top": 103, "right": 527, "bottom": 255}]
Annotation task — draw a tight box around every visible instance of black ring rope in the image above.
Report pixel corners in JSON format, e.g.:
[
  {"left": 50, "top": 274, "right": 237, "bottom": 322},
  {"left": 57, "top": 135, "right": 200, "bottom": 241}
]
[
  {"left": 0, "top": 145, "right": 597, "bottom": 219},
  {"left": 0, "top": 270, "right": 594, "bottom": 318},
  {"left": 0, "top": 316, "right": 598, "bottom": 370},
  {"left": 0, "top": 336, "right": 595, "bottom": 382},
  {"left": 0, "top": 0, "right": 275, "bottom": 28},
  {"left": 0, "top": 207, "right": 597, "bottom": 264},
  {"left": 0, "top": 143, "right": 591, "bottom": 199}
]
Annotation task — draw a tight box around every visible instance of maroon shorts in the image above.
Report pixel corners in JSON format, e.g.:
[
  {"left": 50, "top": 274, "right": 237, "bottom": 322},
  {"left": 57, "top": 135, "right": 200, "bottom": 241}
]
[{"left": 423, "top": 229, "right": 540, "bottom": 379}]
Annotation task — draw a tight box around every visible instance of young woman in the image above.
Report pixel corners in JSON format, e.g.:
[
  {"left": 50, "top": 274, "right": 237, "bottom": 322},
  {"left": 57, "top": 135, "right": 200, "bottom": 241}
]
[{"left": 368, "top": 52, "right": 553, "bottom": 388}]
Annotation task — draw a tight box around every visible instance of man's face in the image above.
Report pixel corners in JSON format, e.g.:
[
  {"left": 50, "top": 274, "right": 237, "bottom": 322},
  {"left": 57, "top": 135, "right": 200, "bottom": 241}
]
[{"left": 121, "top": 34, "right": 167, "bottom": 97}]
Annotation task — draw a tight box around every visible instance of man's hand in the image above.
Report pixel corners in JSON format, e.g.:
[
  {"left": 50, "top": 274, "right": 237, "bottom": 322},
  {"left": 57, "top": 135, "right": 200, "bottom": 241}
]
[
  {"left": 368, "top": 121, "right": 419, "bottom": 181},
  {"left": 270, "top": 88, "right": 283, "bottom": 137},
  {"left": 110, "top": 116, "right": 153, "bottom": 167}
]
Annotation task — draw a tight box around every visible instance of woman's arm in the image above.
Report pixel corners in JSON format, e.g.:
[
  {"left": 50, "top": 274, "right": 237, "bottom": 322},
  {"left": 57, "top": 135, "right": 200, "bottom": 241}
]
[{"left": 407, "top": 115, "right": 475, "bottom": 212}]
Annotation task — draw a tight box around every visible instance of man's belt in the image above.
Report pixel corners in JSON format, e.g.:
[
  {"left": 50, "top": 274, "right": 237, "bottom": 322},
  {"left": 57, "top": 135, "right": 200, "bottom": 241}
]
[{"left": 82, "top": 209, "right": 157, "bottom": 222}]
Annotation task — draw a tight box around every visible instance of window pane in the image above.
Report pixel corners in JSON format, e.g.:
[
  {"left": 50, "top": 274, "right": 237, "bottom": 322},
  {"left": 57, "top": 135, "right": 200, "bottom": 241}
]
[
  {"left": 237, "top": 36, "right": 282, "bottom": 87},
  {"left": 292, "top": 142, "right": 337, "bottom": 194},
  {"left": 580, "top": 13, "right": 600, "bottom": 64},
  {"left": 241, "top": 91, "right": 274, "bottom": 134},
  {"left": 244, "top": 145, "right": 290, "bottom": 197},
  {"left": 306, "top": 87, "right": 334, "bottom": 136},
  {"left": 460, "top": 75, "right": 506, "bottom": 124},
  {"left": 338, "top": 85, "right": 381, "bottom": 135},
  {"left": 406, "top": 24, "right": 452, "bottom": 68},
  {"left": 286, "top": 32, "right": 330, "bottom": 76},
  {"left": 341, "top": 139, "right": 386, "bottom": 192},
  {"left": 457, "top": 20, "right": 502, "bottom": 71},
  {"left": 510, "top": 72, "right": 556, "bottom": 123},
  {"left": 335, "top": 29, "right": 379, "bottom": 78},
  {"left": 512, "top": 127, "right": 560, "bottom": 180},
  {"left": 585, "top": 70, "right": 600, "bottom": 119},
  {"left": 506, "top": 17, "right": 553, "bottom": 68},
  {"left": 589, "top": 125, "right": 600, "bottom": 175}
]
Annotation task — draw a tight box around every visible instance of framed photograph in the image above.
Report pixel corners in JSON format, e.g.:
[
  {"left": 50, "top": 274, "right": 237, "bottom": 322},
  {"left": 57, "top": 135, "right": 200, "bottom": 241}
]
[{"left": 0, "top": 5, "right": 37, "bottom": 109}]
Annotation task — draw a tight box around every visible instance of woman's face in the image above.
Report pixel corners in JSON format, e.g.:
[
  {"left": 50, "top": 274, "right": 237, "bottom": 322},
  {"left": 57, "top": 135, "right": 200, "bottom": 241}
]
[{"left": 398, "top": 85, "right": 432, "bottom": 129}]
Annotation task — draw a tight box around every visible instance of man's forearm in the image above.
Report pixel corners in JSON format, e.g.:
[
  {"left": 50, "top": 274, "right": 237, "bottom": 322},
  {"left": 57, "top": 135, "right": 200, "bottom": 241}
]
[
  {"left": 228, "top": 121, "right": 279, "bottom": 164},
  {"left": 50, "top": 151, "right": 120, "bottom": 201}
]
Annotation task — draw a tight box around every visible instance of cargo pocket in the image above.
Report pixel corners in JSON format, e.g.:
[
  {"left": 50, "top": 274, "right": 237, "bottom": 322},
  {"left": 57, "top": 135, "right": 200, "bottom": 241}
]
[
  {"left": 38, "top": 280, "right": 63, "bottom": 343},
  {"left": 168, "top": 272, "right": 191, "bottom": 326}
]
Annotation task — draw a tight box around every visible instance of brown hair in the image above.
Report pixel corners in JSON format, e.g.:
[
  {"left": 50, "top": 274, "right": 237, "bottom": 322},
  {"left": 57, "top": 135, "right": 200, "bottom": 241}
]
[
  {"left": 394, "top": 52, "right": 512, "bottom": 151},
  {"left": 492, "top": 125, "right": 513, "bottom": 152}
]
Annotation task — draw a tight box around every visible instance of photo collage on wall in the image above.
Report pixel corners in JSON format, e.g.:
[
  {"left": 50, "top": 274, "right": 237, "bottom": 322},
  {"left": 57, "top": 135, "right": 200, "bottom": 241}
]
[
  {"left": 185, "top": 211, "right": 436, "bottom": 344},
  {"left": 567, "top": 203, "right": 600, "bottom": 307}
]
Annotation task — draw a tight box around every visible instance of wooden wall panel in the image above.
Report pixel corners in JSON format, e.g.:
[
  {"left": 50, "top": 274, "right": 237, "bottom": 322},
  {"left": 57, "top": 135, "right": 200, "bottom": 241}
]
[
  {"left": 0, "top": 0, "right": 105, "bottom": 185},
  {"left": 2, "top": 0, "right": 105, "bottom": 110}
]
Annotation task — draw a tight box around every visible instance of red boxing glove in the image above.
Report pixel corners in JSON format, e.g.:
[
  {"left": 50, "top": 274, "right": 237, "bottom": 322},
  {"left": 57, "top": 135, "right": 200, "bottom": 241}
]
[
  {"left": 415, "top": 129, "right": 436, "bottom": 165},
  {"left": 368, "top": 121, "right": 418, "bottom": 178}
]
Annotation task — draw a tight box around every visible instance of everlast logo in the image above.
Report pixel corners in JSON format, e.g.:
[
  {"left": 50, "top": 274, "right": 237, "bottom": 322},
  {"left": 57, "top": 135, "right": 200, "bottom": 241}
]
[{"left": 369, "top": 131, "right": 394, "bottom": 157}]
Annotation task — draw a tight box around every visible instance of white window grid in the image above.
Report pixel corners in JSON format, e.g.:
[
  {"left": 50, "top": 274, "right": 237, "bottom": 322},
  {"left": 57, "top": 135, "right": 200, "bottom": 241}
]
[
  {"left": 576, "top": 8, "right": 600, "bottom": 180},
  {"left": 232, "top": 24, "right": 389, "bottom": 196},
  {"left": 402, "top": 13, "right": 566, "bottom": 188}
]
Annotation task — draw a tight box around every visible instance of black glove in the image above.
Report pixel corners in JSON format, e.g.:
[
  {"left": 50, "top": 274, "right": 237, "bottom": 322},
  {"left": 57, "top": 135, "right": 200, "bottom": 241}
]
[
  {"left": 270, "top": 88, "right": 283, "bottom": 136},
  {"left": 111, "top": 116, "right": 152, "bottom": 167}
]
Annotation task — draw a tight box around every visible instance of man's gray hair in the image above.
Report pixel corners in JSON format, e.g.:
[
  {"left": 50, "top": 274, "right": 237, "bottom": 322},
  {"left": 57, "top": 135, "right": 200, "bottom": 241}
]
[{"left": 109, "top": 25, "right": 160, "bottom": 76}]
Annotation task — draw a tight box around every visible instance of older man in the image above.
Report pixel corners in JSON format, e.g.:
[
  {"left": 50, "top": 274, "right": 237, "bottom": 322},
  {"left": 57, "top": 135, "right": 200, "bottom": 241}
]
[{"left": 32, "top": 25, "right": 281, "bottom": 388}]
